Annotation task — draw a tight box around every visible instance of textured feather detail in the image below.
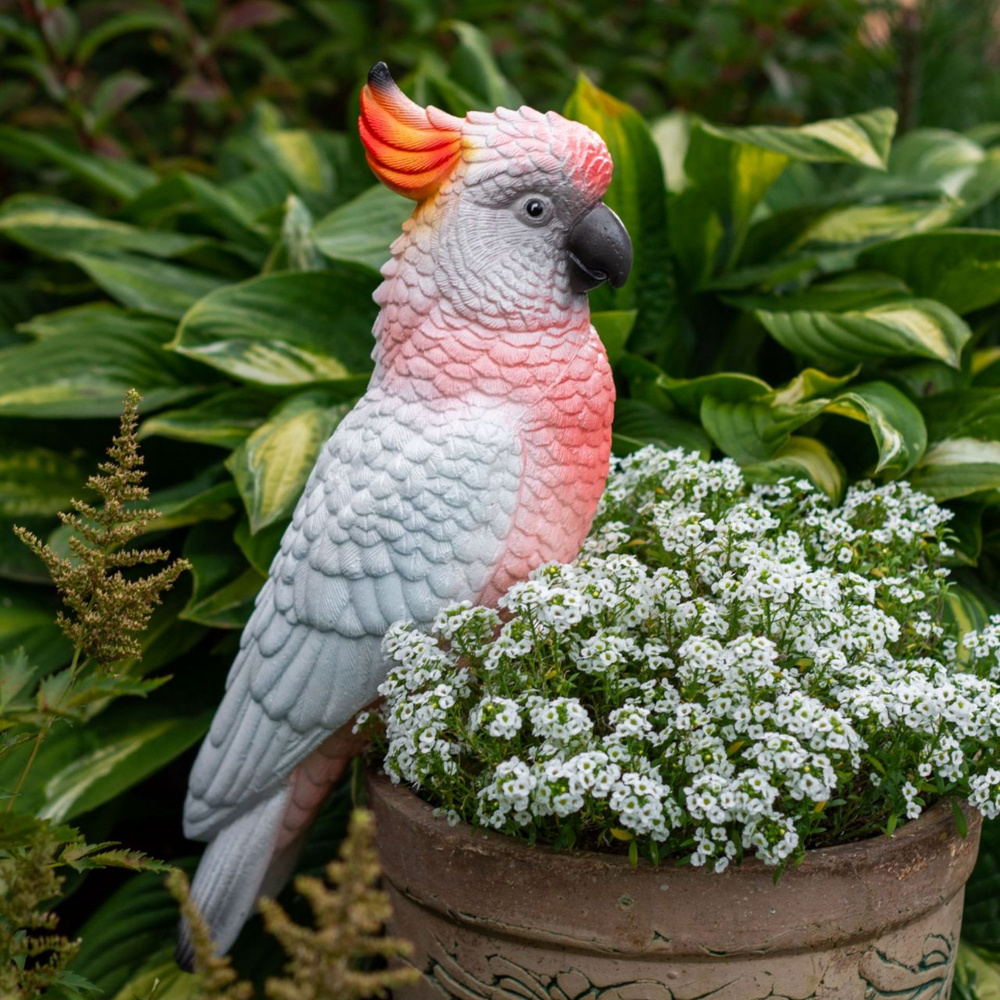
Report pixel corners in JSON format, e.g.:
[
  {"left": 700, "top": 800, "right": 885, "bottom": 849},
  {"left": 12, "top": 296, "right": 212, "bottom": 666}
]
[
  {"left": 359, "top": 63, "right": 464, "bottom": 200},
  {"left": 183, "top": 388, "right": 523, "bottom": 840},
  {"left": 176, "top": 786, "right": 289, "bottom": 969}
]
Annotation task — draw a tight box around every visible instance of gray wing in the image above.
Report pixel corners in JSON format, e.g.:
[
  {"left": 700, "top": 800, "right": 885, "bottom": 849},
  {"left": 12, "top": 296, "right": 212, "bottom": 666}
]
[{"left": 184, "top": 389, "right": 522, "bottom": 839}]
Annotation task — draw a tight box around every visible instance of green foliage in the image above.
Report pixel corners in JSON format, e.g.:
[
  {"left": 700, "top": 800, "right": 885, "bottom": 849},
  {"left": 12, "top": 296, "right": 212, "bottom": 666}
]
[{"left": 3, "top": 13, "right": 1000, "bottom": 985}]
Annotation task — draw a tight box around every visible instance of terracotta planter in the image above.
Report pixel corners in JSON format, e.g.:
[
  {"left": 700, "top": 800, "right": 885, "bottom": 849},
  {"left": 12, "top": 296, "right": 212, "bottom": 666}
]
[{"left": 368, "top": 769, "right": 982, "bottom": 1000}]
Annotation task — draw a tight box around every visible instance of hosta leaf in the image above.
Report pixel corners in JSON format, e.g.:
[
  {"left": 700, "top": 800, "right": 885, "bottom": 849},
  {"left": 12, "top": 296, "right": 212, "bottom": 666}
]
[
  {"left": 170, "top": 268, "right": 377, "bottom": 386},
  {"left": 0, "top": 125, "right": 155, "bottom": 200},
  {"left": 825, "top": 381, "right": 927, "bottom": 476},
  {"left": 563, "top": 76, "right": 678, "bottom": 355},
  {"left": 787, "top": 200, "right": 954, "bottom": 248},
  {"left": 312, "top": 185, "right": 411, "bottom": 272},
  {"left": 700, "top": 395, "right": 828, "bottom": 463},
  {"left": 859, "top": 231, "right": 1000, "bottom": 314},
  {"left": 674, "top": 124, "right": 788, "bottom": 278},
  {"left": 0, "top": 194, "right": 204, "bottom": 259},
  {"left": 0, "top": 447, "right": 87, "bottom": 517},
  {"left": 921, "top": 389, "right": 1000, "bottom": 444},
  {"left": 0, "top": 586, "right": 71, "bottom": 669},
  {"left": 121, "top": 172, "right": 270, "bottom": 250},
  {"left": 445, "top": 20, "right": 524, "bottom": 109},
  {"left": 954, "top": 943, "right": 1000, "bottom": 999},
  {"left": 755, "top": 296, "right": 970, "bottom": 368},
  {"left": 612, "top": 399, "right": 711, "bottom": 457},
  {"left": 910, "top": 438, "right": 1000, "bottom": 501},
  {"left": 265, "top": 194, "right": 323, "bottom": 272},
  {"left": 658, "top": 371, "right": 772, "bottom": 415},
  {"left": 65, "top": 251, "right": 225, "bottom": 319},
  {"left": 226, "top": 391, "right": 351, "bottom": 532},
  {"left": 36, "top": 713, "right": 211, "bottom": 824},
  {"left": 742, "top": 436, "right": 845, "bottom": 502},
  {"left": 70, "top": 859, "right": 197, "bottom": 996},
  {"left": 139, "top": 386, "right": 276, "bottom": 449},
  {"left": 181, "top": 524, "right": 264, "bottom": 629},
  {"left": 766, "top": 366, "right": 859, "bottom": 405},
  {"left": 0, "top": 308, "right": 213, "bottom": 417},
  {"left": 592, "top": 310, "right": 636, "bottom": 367},
  {"left": 702, "top": 108, "right": 896, "bottom": 169},
  {"left": 234, "top": 516, "right": 285, "bottom": 576}
]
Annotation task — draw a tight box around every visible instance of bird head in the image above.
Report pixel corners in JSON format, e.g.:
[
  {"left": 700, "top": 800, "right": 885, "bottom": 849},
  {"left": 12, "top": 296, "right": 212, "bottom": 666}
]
[{"left": 359, "top": 63, "right": 632, "bottom": 330}]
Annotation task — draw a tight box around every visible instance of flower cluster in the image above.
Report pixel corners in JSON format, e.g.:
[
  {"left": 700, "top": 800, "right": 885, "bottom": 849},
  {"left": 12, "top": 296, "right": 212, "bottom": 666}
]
[{"left": 375, "top": 447, "right": 1000, "bottom": 871}]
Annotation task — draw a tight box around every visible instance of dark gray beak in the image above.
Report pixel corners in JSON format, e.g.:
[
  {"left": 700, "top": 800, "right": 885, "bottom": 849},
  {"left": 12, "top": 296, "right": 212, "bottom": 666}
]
[{"left": 568, "top": 202, "right": 633, "bottom": 294}]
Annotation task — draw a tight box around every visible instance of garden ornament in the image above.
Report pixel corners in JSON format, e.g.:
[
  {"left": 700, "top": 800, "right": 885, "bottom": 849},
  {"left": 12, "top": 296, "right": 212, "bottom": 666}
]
[{"left": 177, "top": 62, "right": 631, "bottom": 965}]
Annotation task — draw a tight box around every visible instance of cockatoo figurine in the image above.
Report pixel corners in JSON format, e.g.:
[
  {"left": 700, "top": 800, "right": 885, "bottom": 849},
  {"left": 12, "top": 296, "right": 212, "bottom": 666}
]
[{"left": 178, "top": 62, "right": 631, "bottom": 965}]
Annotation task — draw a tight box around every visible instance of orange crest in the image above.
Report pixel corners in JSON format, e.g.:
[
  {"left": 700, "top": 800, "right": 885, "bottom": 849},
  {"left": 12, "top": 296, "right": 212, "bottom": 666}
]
[{"left": 359, "top": 64, "right": 465, "bottom": 201}]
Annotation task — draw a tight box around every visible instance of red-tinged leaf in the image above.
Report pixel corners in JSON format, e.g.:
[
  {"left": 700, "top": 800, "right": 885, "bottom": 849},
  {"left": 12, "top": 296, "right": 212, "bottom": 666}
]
[
  {"left": 90, "top": 71, "right": 150, "bottom": 132},
  {"left": 40, "top": 5, "right": 78, "bottom": 61},
  {"left": 172, "top": 73, "right": 227, "bottom": 105},
  {"left": 216, "top": 0, "right": 290, "bottom": 36}
]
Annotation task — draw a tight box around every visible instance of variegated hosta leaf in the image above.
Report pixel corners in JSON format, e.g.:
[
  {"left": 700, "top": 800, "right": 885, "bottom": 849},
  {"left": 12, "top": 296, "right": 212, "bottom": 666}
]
[
  {"left": 755, "top": 296, "right": 970, "bottom": 368},
  {"left": 699, "top": 395, "right": 829, "bottom": 463},
  {"left": 741, "top": 437, "right": 845, "bottom": 502},
  {"left": 860, "top": 230, "right": 1000, "bottom": 314},
  {"left": 312, "top": 184, "right": 412, "bottom": 273},
  {"left": 225, "top": 390, "right": 352, "bottom": 532},
  {"left": 824, "top": 381, "right": 927, "bottom": 476},
  {"left": 169, "top": 268, "right": 377, "bottom": 387},
  {"left": 702, "top": 108, "right": 897, "bottom": 169},
  {"left": 910, "top": 438, "right": 1000, "bottom": 502}
]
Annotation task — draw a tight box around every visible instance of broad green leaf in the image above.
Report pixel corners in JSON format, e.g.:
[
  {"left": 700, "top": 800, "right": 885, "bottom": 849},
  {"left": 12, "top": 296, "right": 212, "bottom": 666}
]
[
  {"left": 37, "top": 713, "right": 211, "bottom": 824},
  {"left": 612, "top": 399, "right": 711, "bottom": 457},
  {"left": 742, "top": 436, "right": 844, "bottom": 502},
  {"left": 921, "top": 389, "right": 1000, "bottom": 443},
  {"left": 226, "top": 391, "right": 350, "bottom": 532},
  {"left": 825, "top": 381, "right": 927, "bottom": 475},
  {"left": 170, "top": 268, "right": 377, "bottom": 386},
  {"left": 313, "top": 185, "right": 411, "bottom": 272},
  {"left": 954, "top": 944, "right": 1000, "bottom": 999},
  {"left": 0, "top": 194, "right": 204, "bottom": 259},
  {"left": 181, "top": 524, "right": 264, "bottom": 628},
  {"left": 65, "top": 251, "right": 225, "bottom": 319},
  {"left": 755, "top": 296, "right": 970, "bottom": 368},
  {"left": 767, "top": 366, "right": 859, "bottom": 406},
  {"left": 0, "top": 309, "right": 212, "bottom": 417},
  {"left": 944, "top": 584, "right": 1000, "bottom": 666},
  {"left": 0, "top": 586, "right": 72, "bottom": 670},
  {"left": 675, "top": 123, "right": 788, "bottom": 278},
  {"left": 659, "top": 371, "right": 772, "bottom": 415},
  {"left": 120, "top": 172, "right": 270, "bottom": 250},
  {"left": 700, "top": 395, "right": 828, "bottom": 463},
  {"left": 0, "top": 447, "right": 87, "bottom": 517},
  {"left": 0, "top": 124, "right": 154, "bottom": 200},
  {"left": 563, "top": 75, "right": 678, "bottom": 355},
  {"left": 265, "top": 194, "right": 323, "bottom": 272},
  {"left": 650, "top": 112, "right": 691, "bottom": 193},
  {"left": 702, "top": 108, "right": 896, "bottom": 169},
  {"left": 787, "top": 199, "right": 954, "bottom": 248},
  {"left": 592, "top": 310, "right": 636, "bottom": 366},
  {"left": 139, "top": 387, "right": 276, "bottom": 449},
  {"left": 910, "top": 438, "right": 1000, "bottom": 501},
  {"left": 234, "top": 516, "right": 285, "bottom": 576},
  {"left": 70, "top": 861, "right": 197, "bottom": 997},
  {"left": 859, "top": 231, "right": 1000, "bottom": 314},
  {"left": 445, "top": 20, "right": 523, "bottom": 109}
]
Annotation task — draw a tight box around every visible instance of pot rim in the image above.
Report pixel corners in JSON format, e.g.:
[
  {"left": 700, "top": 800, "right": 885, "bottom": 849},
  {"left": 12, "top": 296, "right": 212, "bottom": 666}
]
[{"left": 367, "top": 765, "right": 983, "bottom": 957}]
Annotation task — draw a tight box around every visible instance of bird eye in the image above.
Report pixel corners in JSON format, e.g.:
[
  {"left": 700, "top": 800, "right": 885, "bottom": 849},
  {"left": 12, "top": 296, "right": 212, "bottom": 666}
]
[{"left": 522, "top": 197, "right": 548, "bottom": 222}]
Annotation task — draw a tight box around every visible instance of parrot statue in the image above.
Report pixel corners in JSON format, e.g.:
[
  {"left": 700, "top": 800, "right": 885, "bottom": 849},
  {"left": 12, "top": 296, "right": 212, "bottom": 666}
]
[{"left": 177, "top": 62, "right": 632, "bottom": 966}]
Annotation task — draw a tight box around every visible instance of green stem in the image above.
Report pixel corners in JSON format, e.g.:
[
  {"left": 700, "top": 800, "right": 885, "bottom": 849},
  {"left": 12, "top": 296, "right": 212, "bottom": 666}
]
[{"left": 5, "top": 644, "right": 84, "bottom": 814}]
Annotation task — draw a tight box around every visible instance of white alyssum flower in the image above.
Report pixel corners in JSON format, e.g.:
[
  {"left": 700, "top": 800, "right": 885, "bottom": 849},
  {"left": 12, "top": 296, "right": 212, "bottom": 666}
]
[{"left": 374, "top": 447, "right": 1000, "bottom": 872}]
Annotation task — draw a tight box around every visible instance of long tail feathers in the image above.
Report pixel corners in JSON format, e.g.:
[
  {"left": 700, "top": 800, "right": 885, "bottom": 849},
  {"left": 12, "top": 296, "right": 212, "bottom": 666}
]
[{"left": 175, "top": 787, "right": 290, "bottom": 971}]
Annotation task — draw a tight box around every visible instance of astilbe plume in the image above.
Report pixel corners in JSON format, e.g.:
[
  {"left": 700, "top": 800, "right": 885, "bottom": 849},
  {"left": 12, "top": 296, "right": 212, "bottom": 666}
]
[
  {"left": 260, "top": 809, "right": 419, "bottom": 1000},
  {"left": 169, "top": 810, "right": 417, "bottom": 999},
  {"left": 166, "top": 869, "right": 253, "bottom": 1000},
  {"left": 0, "top": 827, "right": 78, "bottom": 995},
  {"left": 14, "top": 388, "right": 190, "bottom": 669}
]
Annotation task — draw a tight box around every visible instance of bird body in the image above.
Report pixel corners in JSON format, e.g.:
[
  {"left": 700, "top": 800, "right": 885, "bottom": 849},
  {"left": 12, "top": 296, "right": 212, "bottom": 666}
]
[{"left": 179, "top": 64, "right": 631, "bottom": 964}]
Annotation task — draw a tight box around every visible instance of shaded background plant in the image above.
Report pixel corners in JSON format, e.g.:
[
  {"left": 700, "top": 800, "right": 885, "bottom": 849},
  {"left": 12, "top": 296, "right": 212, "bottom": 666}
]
[{"left": 5, "top": 0, "right": 1000, "bottom": 994}]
